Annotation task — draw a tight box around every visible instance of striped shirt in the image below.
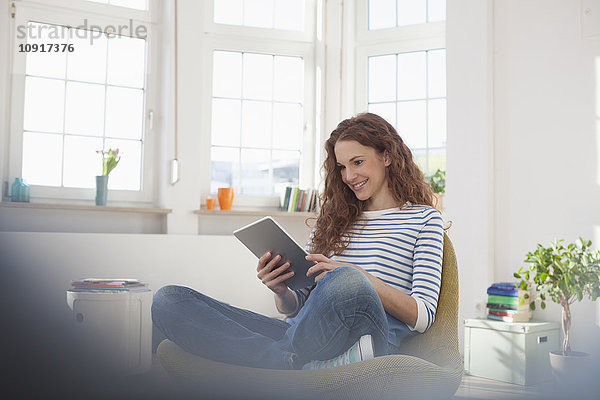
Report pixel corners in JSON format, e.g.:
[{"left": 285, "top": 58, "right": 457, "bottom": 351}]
[{"left": 289, "top": 203, "right": 444, "bottom": 343}]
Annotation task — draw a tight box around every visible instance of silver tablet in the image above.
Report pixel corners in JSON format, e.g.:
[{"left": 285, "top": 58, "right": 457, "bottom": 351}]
[{"left": 233, "top": 216, "right": 316, "bottom": 290}]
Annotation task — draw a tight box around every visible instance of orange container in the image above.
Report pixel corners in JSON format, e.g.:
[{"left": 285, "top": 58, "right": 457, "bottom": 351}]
[
  {"left": 206, "top": 197, "right": 216, "bottom": 210},
  {"left": 217, "top": 188, "right": 234, "bottom": 210}
]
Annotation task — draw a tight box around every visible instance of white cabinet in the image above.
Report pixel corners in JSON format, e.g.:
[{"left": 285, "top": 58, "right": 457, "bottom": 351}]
[
  {"left": 66, "top": 289, "right": 152, "bottom": 375},
  {"left": 464, "top": 318, "right": 560, "bottom": 385}
]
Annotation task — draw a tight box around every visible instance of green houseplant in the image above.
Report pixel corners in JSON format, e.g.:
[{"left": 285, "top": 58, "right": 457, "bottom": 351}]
[
  {"left": 426, "top": 169, "right": 445, "bottom": 211},
  {"left": 426, "top": 169, "right": 445, "bottom": 195},
  {"left": 514, "top": 238, "right": 600, "bottom": 386}
]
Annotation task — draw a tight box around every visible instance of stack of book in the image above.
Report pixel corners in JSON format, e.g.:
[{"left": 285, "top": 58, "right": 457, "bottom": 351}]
[
  {"left": 70, "top": 278, "right": 148, "bottom": 293},
  {"left": 281, "top": 187, "right": 319, "bottom": 213},
  {"left": 486, "top": 282, "right": 532, "bottom": 322}
]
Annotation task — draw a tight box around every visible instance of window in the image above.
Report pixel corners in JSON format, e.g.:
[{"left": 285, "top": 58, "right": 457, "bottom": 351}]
[
  {"left": 211, "top": 51, "right": 304, "bottom": 196},
  {"left": 8, "top": 2, "right": 156, "bottom": 202},
  {"left": 86, "top": 0, "right": 148, "bottom": 11},
  {"left": 202, "top": 1, "right": 316, "bottom": 205},
  {"left": 213, "top": 0, "right": 304, "bottom": 31},
  {"left": 368, "top": 0, "right": 446, "bottom": 30},
  {"left": 367, "top": 49, "right": 446, "bottom": 173},
  {"left": 356, "top": 0, "right": 446, "bottom": 176}
]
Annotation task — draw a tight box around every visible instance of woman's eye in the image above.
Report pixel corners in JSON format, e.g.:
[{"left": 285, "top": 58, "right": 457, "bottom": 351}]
[{"left": 354, "top": 160, "right": 363, "bottom": 166}]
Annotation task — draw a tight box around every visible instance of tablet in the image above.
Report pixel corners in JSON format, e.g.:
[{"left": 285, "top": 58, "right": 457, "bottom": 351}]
[{"left": 233, "top": 216, "right": 316, "bottom": 290}]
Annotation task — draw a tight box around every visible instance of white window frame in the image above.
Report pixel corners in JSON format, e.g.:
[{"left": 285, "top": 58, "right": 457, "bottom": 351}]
[
  {"left": 355, "top": 0, "right": 446, "bottom": 175},
  {"left": 199, "top": 0, "right": 318, "bottom": 209},
  {"left": 6, "top": 0, "right": 159, "bottom": 204}
]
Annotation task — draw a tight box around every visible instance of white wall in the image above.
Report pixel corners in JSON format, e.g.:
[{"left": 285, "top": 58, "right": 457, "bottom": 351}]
[
  {"left": 447, "top": 0, "right": 600, "bottom": 357},
  {"left": 446, "top": 0, "right": 495, "bottom": 352},
  {"left": 492, "top": 0, "right": 600, "bottom": 357},
  {"left": 0, "top": 231, "right": 279, "bottom": 319}
]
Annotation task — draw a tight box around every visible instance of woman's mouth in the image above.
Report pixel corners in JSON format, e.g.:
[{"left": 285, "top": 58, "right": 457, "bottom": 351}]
[{"left": 352, "top": 179, "right": 368, "bottom": 190}]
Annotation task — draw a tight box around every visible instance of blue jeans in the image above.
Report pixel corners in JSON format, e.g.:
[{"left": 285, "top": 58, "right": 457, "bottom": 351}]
[{"left": 152, "top": 266, "right": 392, "bottom": 370}]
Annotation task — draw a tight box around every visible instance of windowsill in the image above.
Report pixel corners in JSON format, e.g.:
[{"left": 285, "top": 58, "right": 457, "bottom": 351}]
[
  {"left": 0, "top": 201, "right": 172, "bottom": 214},
  {"left": 194, "top": 208, "right": 317, "bottom": 218}
]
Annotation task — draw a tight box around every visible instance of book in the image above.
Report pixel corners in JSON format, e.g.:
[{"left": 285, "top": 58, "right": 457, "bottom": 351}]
[
  {"left": 487, "top": 287, "right": 529, "bottom": 297},
  {"left": 309, "top": 190, "right": 318, "bottom": 212},
  {"left": 486, "top": 302, "right": 530, "bottom": 311},
  {"left": 487, "top": 311, "right": 532, "bottom": 322},
  {"left": 488, "top": 308, "right": 530, "bottom": 317},
  {"left": 288, "top": 188, "right": 298, "bottom": 212},
  {"left": 297, "top": 190, "right": 305, "bottom": 212},
  {"left": 282, "top": 187, "right": 292, "bottom": 211},
  {"left": 487, "top": 294, "right": 527, "bottom": 306},
  {"left": 302, "top": 189, "right": 312, "bottom": 212}
]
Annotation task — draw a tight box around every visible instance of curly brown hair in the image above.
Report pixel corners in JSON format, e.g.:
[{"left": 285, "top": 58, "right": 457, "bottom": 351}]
[{"left": 308, "top": 112, "right": 437, "bottom": 256}]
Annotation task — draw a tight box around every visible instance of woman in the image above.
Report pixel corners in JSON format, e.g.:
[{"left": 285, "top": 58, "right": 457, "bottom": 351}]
[{"left": 152, "top": 112, "right": 444, "bottom": 370}]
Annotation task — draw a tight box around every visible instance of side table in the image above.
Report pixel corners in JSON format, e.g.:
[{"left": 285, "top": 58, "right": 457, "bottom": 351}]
[{"left": 66, "top": 289, "right": 153, "bottom": 375}]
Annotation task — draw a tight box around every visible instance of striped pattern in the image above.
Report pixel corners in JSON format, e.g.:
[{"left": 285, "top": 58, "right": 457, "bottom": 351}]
[{"left": 292, "top": 204, "right": 444, "bottom": 336}]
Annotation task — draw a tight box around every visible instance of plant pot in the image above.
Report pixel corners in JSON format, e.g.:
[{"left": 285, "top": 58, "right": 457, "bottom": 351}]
[
  {"left": 549, "top": 350, "right": 593, "bottom": 389},
  {"left": 95, "top": 175, "right": 109, "bottom": 206}
]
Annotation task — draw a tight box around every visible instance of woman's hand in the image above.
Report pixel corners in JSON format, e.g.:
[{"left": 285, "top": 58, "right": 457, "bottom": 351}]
[
  {"left": 305, "top": 254, "right": 359, "bottom": 282},
  {"left": 256, "top": 251, "right": 294, "bottom": 295}
]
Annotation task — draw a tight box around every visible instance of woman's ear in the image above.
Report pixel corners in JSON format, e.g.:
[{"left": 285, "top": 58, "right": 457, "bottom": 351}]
[{"left": 383, "top": 150, "right": 391, "bottom": 166}]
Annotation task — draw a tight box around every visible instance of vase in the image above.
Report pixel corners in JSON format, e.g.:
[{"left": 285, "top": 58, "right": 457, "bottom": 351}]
[
  {"left": 217, "top": 187, "right": 234, "bottom": 210},
  {"left": 95, "top": 175, "right": 109, "bottom": 206},
  {"left": 11, "top": 178, "right": 30, "bottom": 202}
]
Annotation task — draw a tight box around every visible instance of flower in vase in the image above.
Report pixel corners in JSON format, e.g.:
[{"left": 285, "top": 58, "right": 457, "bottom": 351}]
[{"left": 96, "top": 148, "right": 122, "bottom": 176}]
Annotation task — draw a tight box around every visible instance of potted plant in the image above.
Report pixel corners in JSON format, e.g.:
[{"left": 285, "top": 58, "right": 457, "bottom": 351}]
[
  {"left": 514, "top": 238, "right": 600, "bottom": 386},
  {"left": 426, "top": 169, "right": 445, "bottom": 211},
  {"left": 95, "top": 148, "right": 121, "bottom": 206}
]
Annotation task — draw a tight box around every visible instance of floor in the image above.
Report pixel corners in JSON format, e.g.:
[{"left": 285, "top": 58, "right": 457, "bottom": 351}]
[{"left": 142, "top": 355, "right": 584, "bottom": 400}]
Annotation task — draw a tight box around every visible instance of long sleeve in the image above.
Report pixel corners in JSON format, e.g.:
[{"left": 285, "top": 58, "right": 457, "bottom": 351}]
[{"left": 409, "top": 209, "right": 444, "bottom": 333}]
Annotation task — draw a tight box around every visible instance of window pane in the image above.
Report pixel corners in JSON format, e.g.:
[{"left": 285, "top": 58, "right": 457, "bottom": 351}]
[
  {"left": 86, "top": 0, "right": 148, "bottom": 10},
  {"left": 273, "top": 103, "right": 302, "bottom": 150},
  {"left": 25, "top": 22, "right": 67, "bottom": 79},
  {"left": 428, "top": 99, "right": 446, "bottom": 147},
  {"left": 368, "top": 55, "right": 396, "bottom": 103},
  {"left": 274, "top": 0, "right": 304, "bottom": 31},
  {"left": 397, "top": 100, "right": 426, "bottom": 148},
  {"left": 397, "top": 52, "right": 426, "bottom": 100},
  {"left": 241, "top": 100, "right": 272, "bottom": 148},
  {"left": 23, "top": 77, "right": 65, "bottom": 133},
  {"left": 63, "top": 135, "right": 102, "bottom": 188},
  {"left": 428, "top": 49, "right": 446, "bottom": 98},
  {"left": 244, "top": 0, "right": 274, "bottom": 28},
  {"left": 273, "top": 150, "right": 299, "bottom": 196},
  {"left": 104, "top": 138, "right": 141, "bottom": 190},
  {"left": 67, "top": 31, "right": 107, "bottom": 83},
  {"left": 367, "top": 103, "right": 396, "bottom": 128},
  {"left": 213, "top": 51, "right": 242, "bottom": 98},
  {"left": 397, "top": 0, "right": 426, "bottom": 27},
  {"left": 273, "top": 56, "right": 303, "bottom": 103},
  {"left": 212, "top": 99, "right": 241, "bottom": 146},
  {"left": 369, "top": 0, "right": 396, "bottom": 30},
  {"left": 428, "top": 148, "right": 446, "bottom": 173},
  {"left": 241, "top": 148, "right": 270, "bottom": 195},
  {"left": 243, "top": 53, "right": 273, "bottom": 100},
  {"left": 211, "top": 147, "right": 240, "bottom": 193},
  {"left": 22, "top": 132, "right": 63, "bottom": 186},
  {"left": 214, "top": 0, "right": 243, "bottom": 25},
  {"left": 109, "top": 0, "right": 148, "bottom": 10},
  {"left": 105, "top": 86, "right": 144, "bottom": 139},
  {"left": 428, "top": 0, "right": 446, "bottom": 22},
  {"left": 412, "top": 148, "right": 427, "bottom": 173},
  {"left": 106, "top": 35, "right": 145, "bottom": 88},
  {"left": 64, "top": 81, "right": 105, "bottom": 136}
]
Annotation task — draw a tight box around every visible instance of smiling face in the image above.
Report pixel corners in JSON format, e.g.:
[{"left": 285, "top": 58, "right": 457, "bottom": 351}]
[{"left": 334, "top": 139, "right": 397, "bottom": 211}]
